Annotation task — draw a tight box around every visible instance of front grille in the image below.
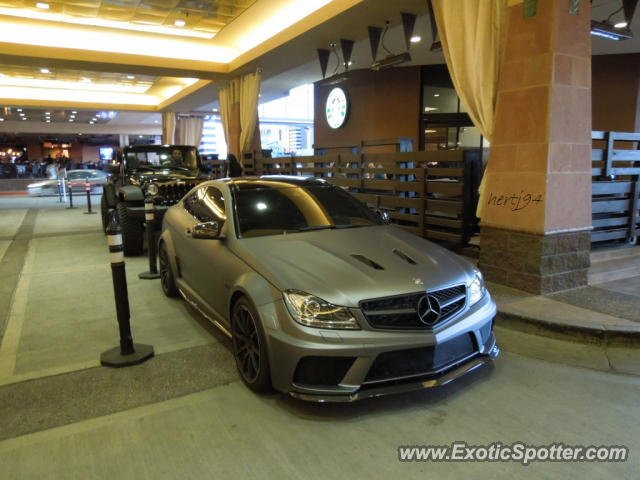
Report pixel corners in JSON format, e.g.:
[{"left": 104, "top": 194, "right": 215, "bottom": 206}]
[
  {"left": 154, "top": 182, "right": 200, "bottom": 206},
  {"left": 364, "top": 333, "right": 476, "bottom": 383},
  {"left": 293, "top": 356, "right": 356, "bottom": 386},
  {"left": 360, "top": 284, "right": 466, "bottom": 330}
]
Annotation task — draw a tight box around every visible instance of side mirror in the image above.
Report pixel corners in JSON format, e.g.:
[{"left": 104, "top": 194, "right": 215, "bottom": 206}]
[{"left": 192, "top": 220, "right": 224, "bottom": 239}]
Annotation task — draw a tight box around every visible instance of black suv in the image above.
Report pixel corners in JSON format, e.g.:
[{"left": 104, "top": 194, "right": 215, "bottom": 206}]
[{"left": 101, "top": 144, "right": 209, "bottom": 255}]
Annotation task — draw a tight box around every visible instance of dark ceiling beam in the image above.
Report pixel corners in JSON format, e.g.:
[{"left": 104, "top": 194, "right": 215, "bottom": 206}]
[
  {"left": 367, "top": 26, "right": 382, "bottom": 62},
  {"left": 340, "top": 39, "right": 354, "bottom": 71},
  {"left": 401, "top": 12, "right": 417, "bottom": 51},
  {"left": 623, "top": 0, "right": 638, "bottom": 25},
  {"left": 317, "top": 48, "right": 330, "bottom": 78}
]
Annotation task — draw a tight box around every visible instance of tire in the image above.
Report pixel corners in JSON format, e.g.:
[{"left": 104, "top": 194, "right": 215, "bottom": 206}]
[
  {"left": 231, "top": 297, "right": 272, "bottom": 393},
  {"left": 100, "top": 195, "right": 110, "bottom": 233},
  {"left": 158, "top": 242, "right": 178, "bottom": 297},
  {"left": 116, "top": 203, "right": 144, "bottom": 256}
]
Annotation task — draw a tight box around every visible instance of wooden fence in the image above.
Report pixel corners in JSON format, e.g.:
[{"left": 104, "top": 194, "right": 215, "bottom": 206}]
[
  {"left": 591, "top": 131, "right": 640, "bottom": 244},
  {"left": 237, "top": 149, "right": 481, "bottom": 249}
]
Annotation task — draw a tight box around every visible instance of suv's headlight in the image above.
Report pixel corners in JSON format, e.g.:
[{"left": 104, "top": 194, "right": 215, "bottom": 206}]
[
  {"left": 146, "top": 183, "right": 159, "bottom": 196},
  {"left": 283, "top": 290, "right": 360, "bottom": 330},
  {"left": 468, "top": 269, "right": 486, "bottom": 306}
]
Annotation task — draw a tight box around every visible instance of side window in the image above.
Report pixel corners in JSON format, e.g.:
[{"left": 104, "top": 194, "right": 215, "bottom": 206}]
[{"left": 182, "top": 187, "right": 226, "bottom": 223}]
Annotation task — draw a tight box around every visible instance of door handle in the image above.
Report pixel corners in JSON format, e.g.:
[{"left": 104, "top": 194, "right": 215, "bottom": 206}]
[{"left": 185, "top": 228, "right": 192, "bottom": 238}]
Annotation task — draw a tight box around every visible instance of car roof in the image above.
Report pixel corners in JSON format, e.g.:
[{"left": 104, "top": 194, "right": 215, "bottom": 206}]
[{"left": 222, "top": 175, "right": 329, "bottom": 189}]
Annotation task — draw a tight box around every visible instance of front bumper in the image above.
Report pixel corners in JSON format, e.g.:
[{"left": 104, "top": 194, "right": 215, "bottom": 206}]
[
  {"left": 258, "top": 292, "right": 498, "bottom": 402},
  {"left": 290, "top": 336, "right": 499, "bottom": 402}
]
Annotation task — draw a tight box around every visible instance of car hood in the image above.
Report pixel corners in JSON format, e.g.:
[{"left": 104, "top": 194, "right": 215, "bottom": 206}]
[{"left": 234, "top": 225, "right": 475, "bottom": 307}]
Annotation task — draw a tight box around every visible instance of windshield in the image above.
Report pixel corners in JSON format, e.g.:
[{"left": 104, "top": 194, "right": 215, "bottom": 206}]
[
  {"left": 124, "top": 147, "right": 199, "bottom": 171},
  {"left": 233, "top": 182, "right": 383, "bottom": 238}
]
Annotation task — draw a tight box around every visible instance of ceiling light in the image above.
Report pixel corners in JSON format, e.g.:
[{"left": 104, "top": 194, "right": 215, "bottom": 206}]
[
  {"left": 410, "top": 36, "right": 421, "bottom": 43},
  {"left": 614, "top": 21, "right": 628, "bottom": 29},
  {"left": 0, "top": 73, "right": 5, "bottom": 77},
  {"left": 22, "top": 117, "right": 27, "bottom": 120},
  {"left": 138, "top": 135, "right": 143, "bottom": 138},
  {"left": 154, "top": 120, "right": 159, "bottom": 123},
  {"left": 434, "top": 94, "right": 440, "bottom": 97},
  {"left": 46, "top": 119, "right": 50, "bottom": 123},
  {"left": 126, "top": 75, "right": 135, "bottom": 80},
  {"left": 89, "top": 121, "right": 95, "bottom": 124},
  {"left": 45, "top": 111, "right": 50, "bottom": 115},
  {"left": 590, "top": 20, "right": 633, "bottom": 40},
  {"left": 0, "top": 77, "right": 151, "bottom": 94},
  {"left": 212, "top": 108, "right": 219, "bottom": 112},
  {"left": 424, "top": 107, "right": 438, "bottom": 112},
  {"left": 0, "top": 118, "right": 4, "bottom": 121},
  {"left": 40, "top": 68, "right": 50, "bottom": 74},
  {"left": 35, "top": 2, "right": 49, "bottom": 9},
  {"left": 69, "top": 119, "right": 74, "bottom": 122},
  {"left": 16, "top": 108, "right": 22, "bottom": 112},
  {"left": 19, "top": 112, "right": 24, "bottom": 116},
  {"left": 174, "top": 20, "right": 186, "bottom": 27},
  {"left": 71, "top": 110, "right": 77, "bottom": 114},
  {"left": 80, "top": 78, "right": 92, "bottom": 83}
]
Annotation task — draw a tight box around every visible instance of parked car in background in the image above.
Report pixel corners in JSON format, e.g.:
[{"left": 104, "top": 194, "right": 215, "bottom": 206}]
[
  {"left": 101, "top": 144, "right": 209, "bottom": 256},
  {"left": 158, "top": 176, "right": 499, "bottom": 402},
  {"left": 27, "top": 169, "right": 110, "bottom": 196}
]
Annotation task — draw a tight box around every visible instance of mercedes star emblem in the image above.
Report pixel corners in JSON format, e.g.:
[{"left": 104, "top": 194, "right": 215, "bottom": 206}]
[{"left": 416, "top": 294, "right": 442, "bottom": 326}]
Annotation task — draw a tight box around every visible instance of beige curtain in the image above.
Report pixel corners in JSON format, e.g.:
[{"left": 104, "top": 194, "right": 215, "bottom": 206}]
[
  {"left": 217, "top": 81, "right": 235, "bottom": 147},
  {"left": 432, "top": 0, "right": 508, "bottom": 141},
  {"left": 433, "top": 0, "right": 509, "bottom": 219},
  {"left": 177, "top": 117, "right": 205, "bottom": 147},
  {"left": 239, "top": 70, "right": 262, "bottom": 154},
  {"left": 161, "top": 112, "right": 176, "bottom": 144}
]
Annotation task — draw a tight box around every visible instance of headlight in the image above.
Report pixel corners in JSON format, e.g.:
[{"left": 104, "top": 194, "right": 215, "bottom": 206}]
[
  {"left": 283, "top": 290, "right": 360, "bottom": 330},
  {"left": 146, "top": 183, "right": 159, "bottom": 196},
  {"left": 468, "top": 269, "right": 486, "bottom": 306}
]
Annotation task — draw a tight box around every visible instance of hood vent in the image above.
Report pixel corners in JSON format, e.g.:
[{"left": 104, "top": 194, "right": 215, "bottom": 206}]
[
  {"left": 351, "top": 254, "right": 384, "bottom": 270},
  {"left": 392, "top": 248, "right": 416, "bottom": 265}
]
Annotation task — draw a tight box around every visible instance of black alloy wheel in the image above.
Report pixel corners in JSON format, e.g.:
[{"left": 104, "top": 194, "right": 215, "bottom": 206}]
[
  {"left": 231, "top": 298, "right": 272, "bottom": 392},
  {"left": 158, "top": 242, "right": 178, "bottom": 297}
]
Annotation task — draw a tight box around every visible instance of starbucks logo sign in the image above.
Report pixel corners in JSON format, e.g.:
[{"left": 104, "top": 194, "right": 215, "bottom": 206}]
[{"left": 325, "top": 87, "right": 349, "bottom": 129}]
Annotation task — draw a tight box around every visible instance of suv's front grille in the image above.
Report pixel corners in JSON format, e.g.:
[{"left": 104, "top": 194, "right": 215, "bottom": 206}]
[
  {"left": 360, "top": 284, "right": 466, "bottom": 330},
  {"left": 154, "top": 182, "right": 200, "bottom": 206}
]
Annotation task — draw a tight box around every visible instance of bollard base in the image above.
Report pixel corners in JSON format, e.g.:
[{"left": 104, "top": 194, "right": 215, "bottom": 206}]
[
  {"left": 100, "top": 343, "right": 154, "bottom": 367},
  {"left": 138, "top": 271, "right": 161, "bottom": 280}
]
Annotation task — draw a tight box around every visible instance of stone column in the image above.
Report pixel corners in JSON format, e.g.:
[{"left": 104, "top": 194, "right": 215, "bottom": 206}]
[{"left": 479, "top": 0, "right": 592, "bottom": 294}]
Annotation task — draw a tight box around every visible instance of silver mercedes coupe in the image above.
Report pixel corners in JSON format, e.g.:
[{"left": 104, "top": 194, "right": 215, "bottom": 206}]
[{"left": 158, "top": 176, "right": 499, "bottom": 401}]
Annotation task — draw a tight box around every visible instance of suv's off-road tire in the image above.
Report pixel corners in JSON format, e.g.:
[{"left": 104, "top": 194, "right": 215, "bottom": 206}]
[{"left": 116, "top": 203, "right": 144, "bottom": 256}]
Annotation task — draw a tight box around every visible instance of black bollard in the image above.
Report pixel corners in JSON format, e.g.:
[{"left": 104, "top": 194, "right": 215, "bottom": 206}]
[
  {"left": 66, "top": 179, "right": 76, "bottom": 209},
  {"left": 100, "top": 210, "right": 154, "bottom": 367},
  {"left": 139, "top": 193, "right": 160, "bottom": 279},
  {"left": 84, "top": 178, "right": 96, "bottom": 214}
]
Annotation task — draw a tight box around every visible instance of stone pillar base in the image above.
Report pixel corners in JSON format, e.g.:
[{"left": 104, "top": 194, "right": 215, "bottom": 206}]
[{"left": 479, "top": 227, "right": 591, "bottom": 295}]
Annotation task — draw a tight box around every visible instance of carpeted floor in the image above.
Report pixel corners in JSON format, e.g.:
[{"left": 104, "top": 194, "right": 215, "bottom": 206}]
[{"left": 0, "top": 343, "right": 239, "bottom": 441}]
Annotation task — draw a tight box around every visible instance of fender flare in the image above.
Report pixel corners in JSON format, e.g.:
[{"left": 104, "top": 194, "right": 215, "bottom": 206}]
[{"left": 119, "top": 185, "right": 144, "bottom": 202}]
